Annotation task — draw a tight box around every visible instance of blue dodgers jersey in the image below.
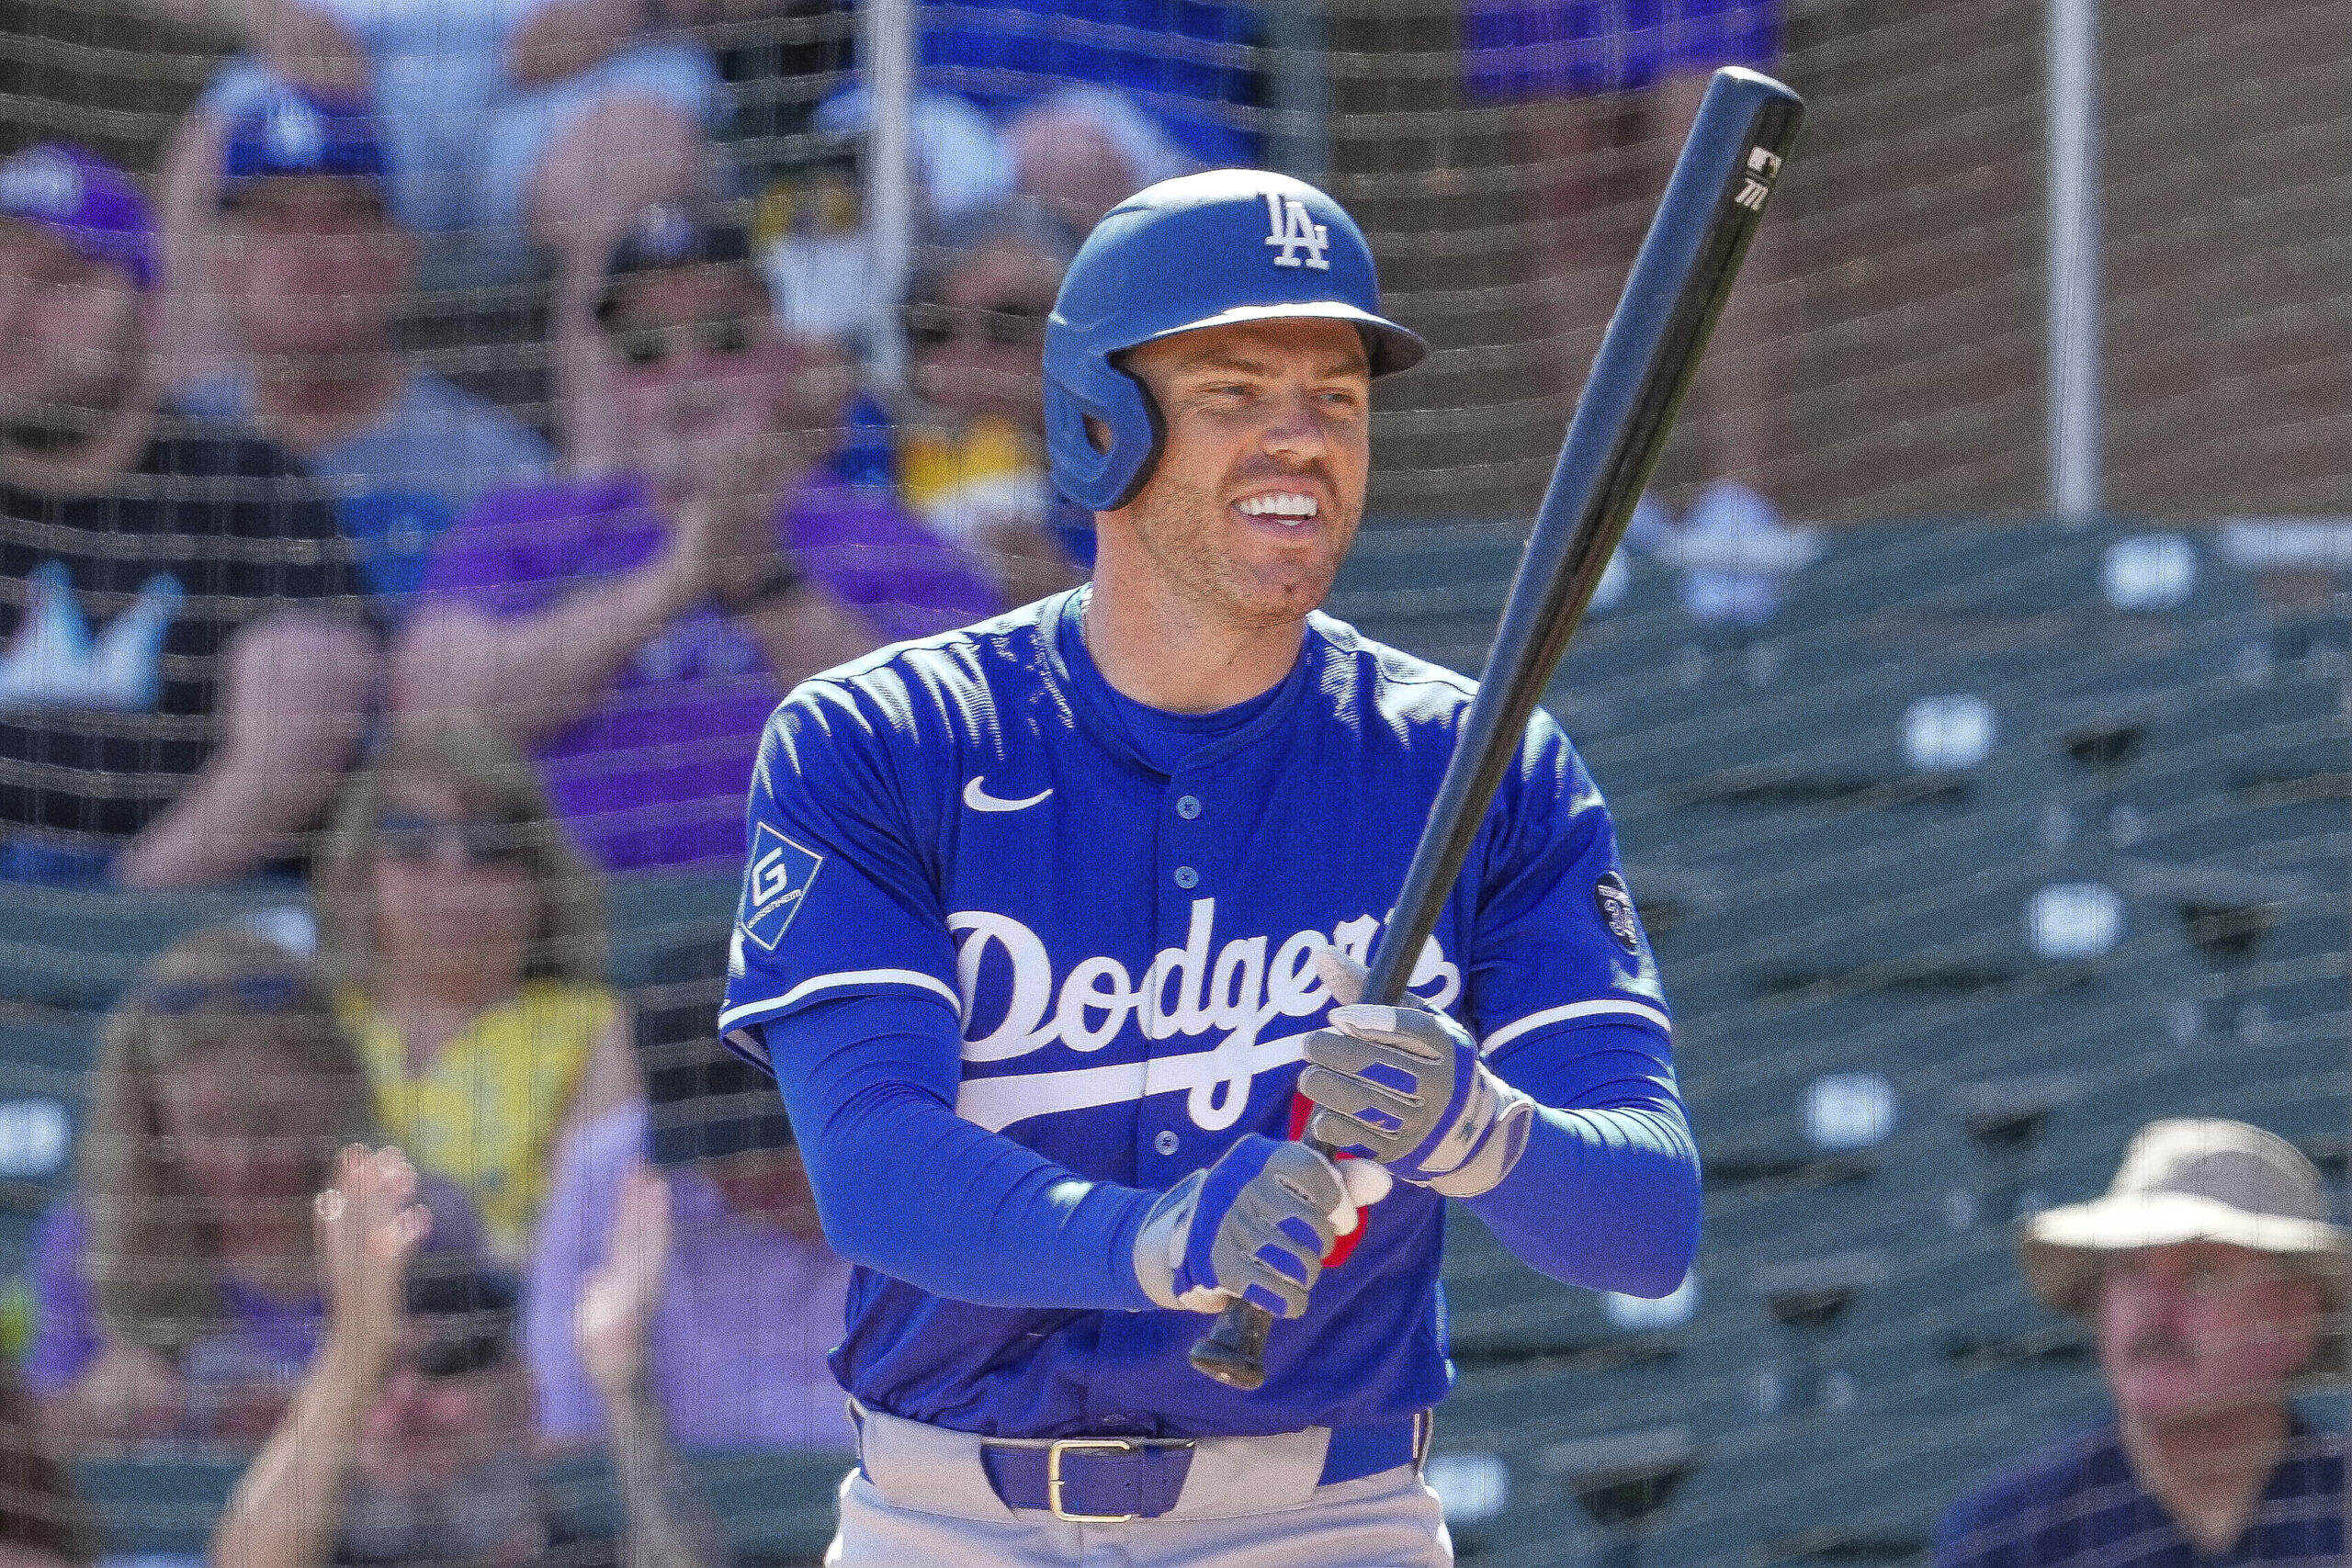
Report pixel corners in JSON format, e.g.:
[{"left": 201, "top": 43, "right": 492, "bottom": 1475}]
[{"left": 719, "top": 590, "right": 1673, "bottom": 1438}]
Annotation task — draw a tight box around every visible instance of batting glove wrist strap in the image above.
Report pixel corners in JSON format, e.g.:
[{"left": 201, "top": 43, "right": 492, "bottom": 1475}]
[
  {"left": 1299, "top": 948, "right": 1537, "bottom": 1197},
  {"left": 1425, "top": 1091, "right": 1535, "bottom": 1198},
  {"left": 1132, "top": 1134, "right": 1354, "bottom": 1318}
]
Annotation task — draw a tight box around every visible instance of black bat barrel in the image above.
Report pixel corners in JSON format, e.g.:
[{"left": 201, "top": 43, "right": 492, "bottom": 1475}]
[{"left": 1189, "top": 65, "right": 1806, "bottom": 1393}]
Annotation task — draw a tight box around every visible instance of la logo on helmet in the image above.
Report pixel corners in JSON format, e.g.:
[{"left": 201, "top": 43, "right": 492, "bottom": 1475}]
[{"left": 1262, "top": 192, "right": 1329, "bottom": 271}]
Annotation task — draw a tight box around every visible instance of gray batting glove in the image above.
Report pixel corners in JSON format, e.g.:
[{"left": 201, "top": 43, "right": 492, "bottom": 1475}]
[
  {"left": 1132, "top": 1134, "right": 1361, "bottom": 1318},
  {"left": 1299, "top": 948, "right": 1536, "bottom": 1199}
]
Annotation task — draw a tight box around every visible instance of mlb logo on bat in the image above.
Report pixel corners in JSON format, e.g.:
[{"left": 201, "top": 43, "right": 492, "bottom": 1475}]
[
  {"left": 1262, "top": 192, "right": 1329, "bottom": 270},
  {"left": 1734, "top": 145, "right": 1783, "bottom": 212},
  {"left": 738, "top": 823, "right": 824, "bottom": 953}
]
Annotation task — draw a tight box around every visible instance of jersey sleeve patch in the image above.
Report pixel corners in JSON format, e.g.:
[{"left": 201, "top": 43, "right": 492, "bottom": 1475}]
[
  {"left": 739, "top": 822, "right": 826, "bottom": 953},
  {"left": 1593, "top": 870, "right": 1645, "bottom": 954}
]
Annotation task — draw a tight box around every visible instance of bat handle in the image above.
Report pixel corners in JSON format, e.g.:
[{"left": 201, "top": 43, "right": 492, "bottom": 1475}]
[
  {"left": 1186, "top": 1132, "right": 1340, "bottom": 1390},
  {"left": 1189, "top": 1296, "right": 1274, "bottom": 1390}
]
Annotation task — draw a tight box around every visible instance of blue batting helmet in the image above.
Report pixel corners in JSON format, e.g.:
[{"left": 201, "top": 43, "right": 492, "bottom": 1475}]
[{"left": 1043, "top": 170, "right": 1427, "bottom": 513}]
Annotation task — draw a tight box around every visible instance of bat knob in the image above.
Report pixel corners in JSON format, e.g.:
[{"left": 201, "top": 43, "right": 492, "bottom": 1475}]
[{"left": 1188, "top": 1302, "right": 1273, "bottom": 1390}]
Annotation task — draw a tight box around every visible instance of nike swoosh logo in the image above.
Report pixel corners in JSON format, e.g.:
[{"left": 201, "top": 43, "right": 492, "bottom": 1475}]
[{"left": 963, "top": 776, "right": 1053, "bottom": 813}]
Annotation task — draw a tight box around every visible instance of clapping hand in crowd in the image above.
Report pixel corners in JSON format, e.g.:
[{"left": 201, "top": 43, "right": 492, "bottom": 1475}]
[
  {"left": 575, "top": 1162, "right": 672, "bottom": 1404},
  {"left": 315, "top": 1145, "right": 432, "bottom": 1388}
]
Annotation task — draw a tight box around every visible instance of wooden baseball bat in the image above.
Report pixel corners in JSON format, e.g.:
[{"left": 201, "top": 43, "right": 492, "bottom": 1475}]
[{"left": 1188, "top": 65, "right": 1807, "bottom": 1392}]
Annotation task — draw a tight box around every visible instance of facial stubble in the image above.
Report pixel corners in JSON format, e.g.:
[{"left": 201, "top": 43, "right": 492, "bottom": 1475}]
[{"left": 1119, "top": 457, "right": 1361, "bottom": 634}]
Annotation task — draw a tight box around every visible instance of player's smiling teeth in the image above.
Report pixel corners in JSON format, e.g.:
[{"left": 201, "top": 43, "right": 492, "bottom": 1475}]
[{"left": 1237, "top": 493, "right": 1318, "bottom": 525}]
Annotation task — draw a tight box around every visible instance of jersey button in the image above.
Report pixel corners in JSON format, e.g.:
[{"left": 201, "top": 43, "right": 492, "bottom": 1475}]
[
  {"left": 1173, "top": 865, "right": 1199, "bottom": 889},
  {"left": 1176, "top": 795, "right": 1202, "bottom": 819},
  {"left": 1154, "top": 1130, "right": 1179, "bottom": 1156}
]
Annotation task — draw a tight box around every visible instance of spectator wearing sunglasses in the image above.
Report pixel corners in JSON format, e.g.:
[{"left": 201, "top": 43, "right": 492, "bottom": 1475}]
[
  {"left": 214, "top": 1147, "right": 725, "bottom": 1568},
  {"left": 393, "top": 207, "right": 1001, "bottom": 874},
  {"left": 525, "top": 1021, "right": 851, "bottom": 1452},
  {"left": 895, "top": 200, "right": 1090, "bottom": 606},
  {"left": 313, "top": 721, "right": 638, "bottom": 1264},
  {"left": 176, "top": 90, "right": 553, "bottom": 599},
  {"left": 24, "top": 929, "right": 483, "bottom": 1449}
]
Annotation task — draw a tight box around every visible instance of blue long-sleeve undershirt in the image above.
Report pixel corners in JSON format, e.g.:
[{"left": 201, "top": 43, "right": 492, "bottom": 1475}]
[
  {"left": 755, "top": 998, "right": 1699, "bottom": 1308},
  {"left": 756, "top": 994, "right": 1159, "bottom": 1312},
  {"left": 1466, "top": 1029, "right": 1702, "bottom": 1298}
]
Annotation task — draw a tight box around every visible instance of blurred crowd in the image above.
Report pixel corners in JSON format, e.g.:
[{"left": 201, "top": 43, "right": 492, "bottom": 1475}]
[
  {"left": 0, "top": 0, "right": 1861, "bottom": 1562},
  {"left": 0, "top": 9, "right": 1201, "bottom": 1563},
  {"left": 0, "top": 0, "right": 1807, "bottom": 896},
  {"left": 0, "top": 1, "right": 1292, "bottom": 1556},
  {"left": 0, "top": 52, "right": 1118, "bottom": 891},
  {"left": 17, "top": 723, "right": 854, "bottom": 1563}
]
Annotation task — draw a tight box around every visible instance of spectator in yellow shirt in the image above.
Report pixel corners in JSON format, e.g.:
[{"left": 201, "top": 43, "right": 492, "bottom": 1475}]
[{"left": 312, "top": 720, "right": 637, "bottom": 1262}]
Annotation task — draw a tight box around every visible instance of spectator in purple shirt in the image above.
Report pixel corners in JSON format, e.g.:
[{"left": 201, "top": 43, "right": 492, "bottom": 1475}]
[
  {"left": 526, "top": 1000, "right": 851, "bottom": 1452},
  {"left": 27, "top": 928, "right": 482, "bottom": 1450},
  {"left": 393, "top": 205, "right": 1001, "bottom": 874},
  {"left": 1935, "top": 1121, "right": 2345, "bottom": 1566}
]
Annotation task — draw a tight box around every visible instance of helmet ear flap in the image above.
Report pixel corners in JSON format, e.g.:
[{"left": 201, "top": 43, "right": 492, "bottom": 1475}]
[{"left": 1043, "top": 348, "right": 1164, "bottom": 514}]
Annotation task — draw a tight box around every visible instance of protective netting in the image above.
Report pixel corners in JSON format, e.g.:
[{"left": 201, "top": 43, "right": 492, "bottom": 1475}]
[
  {"left": 0, "top": 3, "right": 2346, "bottom": 1566},
  {"left": 1340, "top": 516, "right": 2349, "bottom": 1562}
]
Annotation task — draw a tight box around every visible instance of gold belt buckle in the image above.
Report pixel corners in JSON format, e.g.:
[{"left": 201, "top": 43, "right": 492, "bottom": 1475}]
[{"left": 1046, "top": 1437, "right": 1140, "bottom": 1523}]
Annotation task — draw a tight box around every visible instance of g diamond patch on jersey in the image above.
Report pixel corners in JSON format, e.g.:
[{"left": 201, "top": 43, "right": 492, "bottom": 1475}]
[
  {"left": 739, "top": 823, "right": 824, "bottom": 953},
  {"left": 1262, "top": 191, "right": 1330, "bottom": 270}
]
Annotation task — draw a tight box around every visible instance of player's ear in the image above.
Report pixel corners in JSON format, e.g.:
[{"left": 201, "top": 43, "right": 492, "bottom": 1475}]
[{"left": 1082, "top": 413, "right": 1111, "bottom": 454}]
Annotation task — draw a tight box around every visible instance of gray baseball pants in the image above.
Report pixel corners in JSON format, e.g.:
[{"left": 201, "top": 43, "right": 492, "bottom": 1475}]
[{"left": 826, "top": 1404, "right": 1453, "bottom": 1567}]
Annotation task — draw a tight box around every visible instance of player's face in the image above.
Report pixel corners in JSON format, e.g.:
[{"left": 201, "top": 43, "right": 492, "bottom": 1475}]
[
  {"left": 1108, "top": 318, "right": 1372, "bottom": 630},
  {"left": 2095, "top": 1241, "right": 2321, "bottom": 1427}
]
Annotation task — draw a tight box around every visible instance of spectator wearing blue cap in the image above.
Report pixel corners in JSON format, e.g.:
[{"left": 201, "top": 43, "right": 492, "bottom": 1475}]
[
  {"left": 0, "top": 142, "right": 374, "bottom": 888},
  {"left": 179, "top": 89, "right": 554, "bottom": 600},
  {"left": 149, "top": 0, "right": 734, "bottom": 420}
]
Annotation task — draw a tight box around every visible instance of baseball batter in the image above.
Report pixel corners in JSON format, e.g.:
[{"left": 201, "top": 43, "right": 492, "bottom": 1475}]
[{"left": 719, "top": 170, "right": 1700, "bottom": 1567}]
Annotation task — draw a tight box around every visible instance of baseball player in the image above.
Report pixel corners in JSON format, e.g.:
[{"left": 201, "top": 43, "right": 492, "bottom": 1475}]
[{"left": 719, "top": 170, "right": 1699, "bottom": 1567}]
